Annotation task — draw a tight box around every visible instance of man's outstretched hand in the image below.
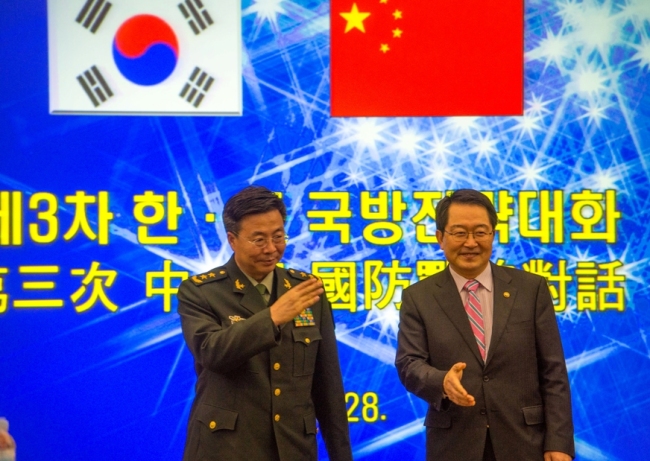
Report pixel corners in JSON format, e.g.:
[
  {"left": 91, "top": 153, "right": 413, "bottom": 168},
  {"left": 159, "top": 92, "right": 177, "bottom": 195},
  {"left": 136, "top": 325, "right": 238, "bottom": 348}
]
[{"left": 443, "top": 362, "right": 476, "bottom": 406}]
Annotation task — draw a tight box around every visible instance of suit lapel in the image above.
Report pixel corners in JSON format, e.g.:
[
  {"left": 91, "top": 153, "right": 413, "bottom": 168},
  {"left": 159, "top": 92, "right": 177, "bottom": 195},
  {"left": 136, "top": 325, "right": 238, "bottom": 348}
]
[
  {"left": 486, "top": 263, "right": 516, "bottom": 366},
  {"left": 434, "top": 269, "right": 485, "bottom": 365},
  {"left": 225, "top": 257, "right": 267, "bottom": 315}
]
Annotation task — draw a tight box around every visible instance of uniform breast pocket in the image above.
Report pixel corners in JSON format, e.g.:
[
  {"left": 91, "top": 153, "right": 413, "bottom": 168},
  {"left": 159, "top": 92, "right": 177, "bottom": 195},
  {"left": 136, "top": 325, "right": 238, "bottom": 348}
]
[{"left": 292, "top": 328, "right": 322, "bottom": 376}]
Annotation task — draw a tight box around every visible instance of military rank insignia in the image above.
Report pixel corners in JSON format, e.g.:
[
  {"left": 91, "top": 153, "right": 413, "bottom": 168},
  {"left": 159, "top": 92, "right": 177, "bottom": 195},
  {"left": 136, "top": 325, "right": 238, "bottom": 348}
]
[
  {"left": 190, "top": 268, "right": 227, "bottom": 286},
  {"left": 294, "top": 308, "right": 316, "bottom": 327}
]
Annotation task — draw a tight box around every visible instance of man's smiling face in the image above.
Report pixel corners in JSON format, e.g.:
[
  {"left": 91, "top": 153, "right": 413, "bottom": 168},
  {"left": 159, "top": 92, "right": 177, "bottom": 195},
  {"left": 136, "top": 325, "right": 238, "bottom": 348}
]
[{"left": 436, "top": 203, "right": 495, "bottom": 279}]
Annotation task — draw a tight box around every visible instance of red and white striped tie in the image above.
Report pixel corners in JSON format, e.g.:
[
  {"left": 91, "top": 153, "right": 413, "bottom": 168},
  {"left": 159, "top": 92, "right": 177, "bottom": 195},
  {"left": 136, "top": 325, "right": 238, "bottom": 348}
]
[{"left": 464, "top": 279, "right": 486, "bottom": 361}]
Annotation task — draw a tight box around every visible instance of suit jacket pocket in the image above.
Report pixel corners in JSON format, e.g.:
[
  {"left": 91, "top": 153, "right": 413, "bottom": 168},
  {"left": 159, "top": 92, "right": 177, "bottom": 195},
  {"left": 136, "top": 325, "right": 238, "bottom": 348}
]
[
  {"left": 424, "top": 408, "right": 451, "bottom": 428},
  {"left": 293, "top": 328, "right": 322, "bottom": 376},
  {"left": 522, "top": 405, "right": 544, "bottom": 425},
  {"left": 196, "top": 404, "right": 238, "bottom": 432}
]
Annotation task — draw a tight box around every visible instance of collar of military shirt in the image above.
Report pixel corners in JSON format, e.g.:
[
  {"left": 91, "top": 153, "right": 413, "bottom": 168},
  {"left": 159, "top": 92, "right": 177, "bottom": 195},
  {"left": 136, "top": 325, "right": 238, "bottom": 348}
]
[{"left": 240, "top": 270, "right": 273, "bottom": 305}]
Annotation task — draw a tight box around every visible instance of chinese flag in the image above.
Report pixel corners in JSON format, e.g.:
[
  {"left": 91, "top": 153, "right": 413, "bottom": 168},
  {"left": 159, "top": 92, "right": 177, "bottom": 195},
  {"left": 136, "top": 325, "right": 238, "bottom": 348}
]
[{"left": 330, "top": 0, "right": 523, "bottom": 117}]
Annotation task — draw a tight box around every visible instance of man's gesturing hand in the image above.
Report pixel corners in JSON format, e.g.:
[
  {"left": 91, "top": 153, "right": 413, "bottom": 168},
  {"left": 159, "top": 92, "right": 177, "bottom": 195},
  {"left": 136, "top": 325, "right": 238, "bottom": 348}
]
[
  {"left": 270, "top": 278, "right": 324, "bottom": 325},
  {"left": 544, "top": 451, "right": 572, "bottom": 461},
  {"left": 443, "top": 362, "right": 476, "bottom": 406}
]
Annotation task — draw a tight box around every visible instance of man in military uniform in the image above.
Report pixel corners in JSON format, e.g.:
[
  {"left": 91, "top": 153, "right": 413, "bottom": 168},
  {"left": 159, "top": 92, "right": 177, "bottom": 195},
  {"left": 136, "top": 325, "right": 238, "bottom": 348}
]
[{"left": 177, "top": 185, "right": 353, "bottom": 461}]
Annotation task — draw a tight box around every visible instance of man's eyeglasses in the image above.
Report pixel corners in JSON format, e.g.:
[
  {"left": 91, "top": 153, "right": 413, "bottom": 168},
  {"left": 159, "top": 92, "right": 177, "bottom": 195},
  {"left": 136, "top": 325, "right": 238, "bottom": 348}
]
[
  {"left": 237, "top": 233, "right": 289, "bottom": 248},
  {"left": 444, "top": 230, "right": 493, "bottom": 242}
]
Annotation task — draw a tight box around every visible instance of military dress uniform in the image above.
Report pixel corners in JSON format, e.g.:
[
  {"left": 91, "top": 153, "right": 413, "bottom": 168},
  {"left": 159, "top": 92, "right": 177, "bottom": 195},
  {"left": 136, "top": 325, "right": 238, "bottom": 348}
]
[{"left": 177, "top": 256, "right": 353, "bottom": 461}]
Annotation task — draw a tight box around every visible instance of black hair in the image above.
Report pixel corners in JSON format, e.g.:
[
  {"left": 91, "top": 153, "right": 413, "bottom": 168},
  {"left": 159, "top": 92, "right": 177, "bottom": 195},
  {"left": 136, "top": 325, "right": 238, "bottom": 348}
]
[
  {"left": 435, "top": 189, "right": 498, "bottom": 231},
  {"left": 223, "top": 186, "right": 286, "bottom": 234}
]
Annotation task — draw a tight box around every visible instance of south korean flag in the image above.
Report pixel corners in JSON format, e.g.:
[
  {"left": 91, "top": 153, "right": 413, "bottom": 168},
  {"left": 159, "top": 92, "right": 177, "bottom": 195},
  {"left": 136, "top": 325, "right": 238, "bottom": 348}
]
[{"left": 47, "top": 0, "right": 241, "bottom": 116}]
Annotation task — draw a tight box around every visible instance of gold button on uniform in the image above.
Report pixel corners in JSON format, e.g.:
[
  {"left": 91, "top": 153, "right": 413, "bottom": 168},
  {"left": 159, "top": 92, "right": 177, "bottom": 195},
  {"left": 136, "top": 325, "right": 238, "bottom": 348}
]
[
  {"left": 274, "top": 414, "right": 281, "bottom": 422},
  {"left": 274, "top": 388, "right": 281, "bottom": 396},
  {"left": 273, "top": 362, "right": 281, "bottom": 370},
  {"left": 305, "top": 338, "right": 311, "bottom": 344},
  {"left": 209, "top": 421, "right": 216, "bottom": 429}
]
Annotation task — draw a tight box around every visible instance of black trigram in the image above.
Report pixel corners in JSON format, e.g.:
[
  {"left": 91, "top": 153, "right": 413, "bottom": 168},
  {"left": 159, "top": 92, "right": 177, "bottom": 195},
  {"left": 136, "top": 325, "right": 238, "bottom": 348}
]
[
  {"left": 77, "top": 66, "right": 113, "bottom": 108},
  {"left": 76, "top": 0, "right": 112, "bottom": 33},
  {"left": 178, "top": 0, "right": 214, "bottom": 35},
  {"left": 180, "top": 67, "right": 215, "bottom": 108}
]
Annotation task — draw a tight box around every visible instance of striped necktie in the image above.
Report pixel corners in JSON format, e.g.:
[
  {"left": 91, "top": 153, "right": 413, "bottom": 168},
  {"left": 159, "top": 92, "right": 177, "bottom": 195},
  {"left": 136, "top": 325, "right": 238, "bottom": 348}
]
[{"left": 464, "top": 279, "right": 486, "bottom": 361}]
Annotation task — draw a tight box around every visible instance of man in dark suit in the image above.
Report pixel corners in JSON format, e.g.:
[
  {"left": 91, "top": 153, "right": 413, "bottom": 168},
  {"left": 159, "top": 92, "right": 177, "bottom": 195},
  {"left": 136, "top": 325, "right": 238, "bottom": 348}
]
[
  {"left": 395, "top": 189, "right": 574, "bottom": 461},
  {"left": 177, "top": 186, "right": 352, "bottom": 461}
]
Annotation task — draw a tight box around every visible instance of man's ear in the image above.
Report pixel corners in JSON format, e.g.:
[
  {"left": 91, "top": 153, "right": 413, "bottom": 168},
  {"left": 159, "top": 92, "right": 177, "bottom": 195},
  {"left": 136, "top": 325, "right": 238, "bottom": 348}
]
[
  {"left": 227, "top": 231, "right": 236, "bottom": 249},
  {"left": 435, "top": 230, "right": 443, "bottom": 245}
]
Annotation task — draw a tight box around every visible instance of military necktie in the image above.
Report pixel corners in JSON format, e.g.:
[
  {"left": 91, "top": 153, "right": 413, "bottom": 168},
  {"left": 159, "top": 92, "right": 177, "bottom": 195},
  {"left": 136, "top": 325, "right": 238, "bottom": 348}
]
[{"left": 256, "top": 283, "right": 269, "bottom": 305}]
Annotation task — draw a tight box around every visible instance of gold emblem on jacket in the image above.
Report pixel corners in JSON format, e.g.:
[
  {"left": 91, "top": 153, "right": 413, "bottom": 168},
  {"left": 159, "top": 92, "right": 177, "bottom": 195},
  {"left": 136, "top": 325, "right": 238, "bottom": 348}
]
[{"left": 229, "top": 315, "right": 245, "bottom": 324}]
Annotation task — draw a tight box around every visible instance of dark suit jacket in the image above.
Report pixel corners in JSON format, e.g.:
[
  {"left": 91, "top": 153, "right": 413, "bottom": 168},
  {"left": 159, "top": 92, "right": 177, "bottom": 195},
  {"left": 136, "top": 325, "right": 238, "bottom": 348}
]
[
  {"left": 395, "top": 263, "right": 574, "bottom": 460},
  {"left": 177, "top": 256, "right": 352, "bottom": 461}
]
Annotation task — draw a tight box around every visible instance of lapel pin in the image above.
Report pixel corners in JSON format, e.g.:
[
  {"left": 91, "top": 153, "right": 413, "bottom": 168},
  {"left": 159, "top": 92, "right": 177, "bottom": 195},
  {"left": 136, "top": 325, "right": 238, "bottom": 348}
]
[
  {"left": 235, "top": 279, "right": 245, "bottom": 290},
  {"left": 503, "top": 292, "right": 510, "bottom": 298},
  {"left": 284, "top": 279, "right": 292, "bottom": 289}
]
